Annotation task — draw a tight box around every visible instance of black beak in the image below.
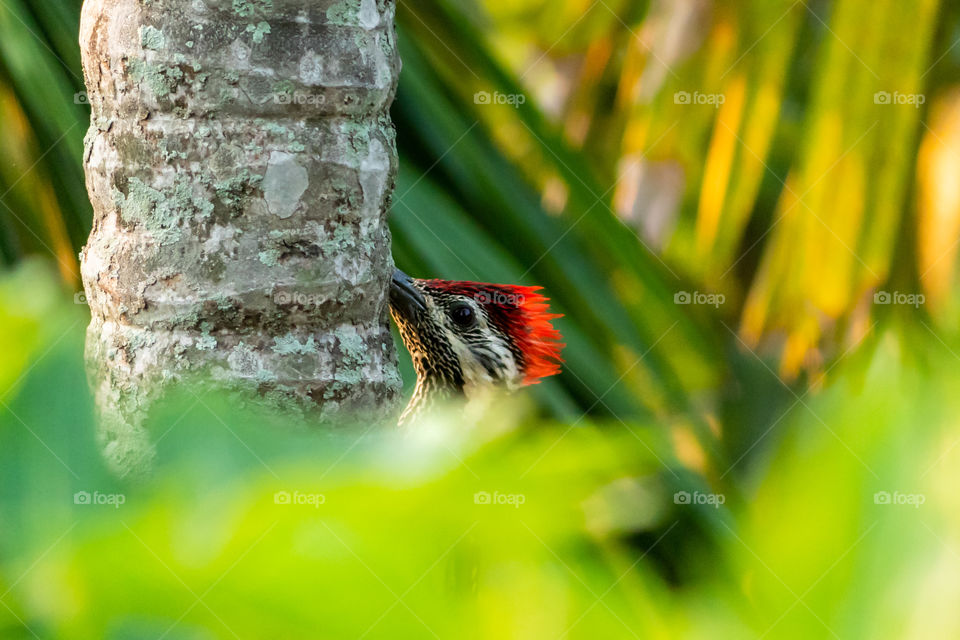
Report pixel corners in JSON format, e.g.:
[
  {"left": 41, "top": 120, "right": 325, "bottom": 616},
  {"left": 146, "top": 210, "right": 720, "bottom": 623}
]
[{"left": 389, "top": 268, "right": 427, "bottom": 320}]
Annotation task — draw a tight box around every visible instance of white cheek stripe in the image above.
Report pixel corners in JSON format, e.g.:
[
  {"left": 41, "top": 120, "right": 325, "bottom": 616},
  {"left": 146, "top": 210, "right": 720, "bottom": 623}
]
[
  {"left": 442, "top": 327, "right": 521, "bottom": 398},
  {"left": 443, "top": 328, "right": 491, "bottom": 397}
]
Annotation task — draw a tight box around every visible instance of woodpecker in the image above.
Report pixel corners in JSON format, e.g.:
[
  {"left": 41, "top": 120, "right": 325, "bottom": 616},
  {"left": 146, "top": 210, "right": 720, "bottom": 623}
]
[{"left": 389, "top": 268, "right": 565, "bottom": 425}]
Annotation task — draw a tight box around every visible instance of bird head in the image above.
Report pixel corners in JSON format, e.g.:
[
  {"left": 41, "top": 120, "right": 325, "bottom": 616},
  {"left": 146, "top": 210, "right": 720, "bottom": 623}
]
[{"left": 389, "top": 269, "right": 564, "bottom": 401}]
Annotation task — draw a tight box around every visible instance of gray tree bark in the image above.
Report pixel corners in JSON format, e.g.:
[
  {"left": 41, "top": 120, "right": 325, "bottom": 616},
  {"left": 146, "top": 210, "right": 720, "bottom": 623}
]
[{"left": 79, "top": 0, "right": 403, "bottom": 474}]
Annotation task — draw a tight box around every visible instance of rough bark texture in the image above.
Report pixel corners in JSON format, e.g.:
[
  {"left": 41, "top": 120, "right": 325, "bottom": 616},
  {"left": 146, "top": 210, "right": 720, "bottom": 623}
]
[{"left": 79, "top": 0, "right": 403, "bottom": 473}]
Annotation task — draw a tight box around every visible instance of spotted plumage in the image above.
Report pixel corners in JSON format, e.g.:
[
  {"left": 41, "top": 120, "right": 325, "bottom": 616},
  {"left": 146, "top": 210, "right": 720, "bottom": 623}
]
[{"left": 389, "top": 269, "right": 564, "bottom": 425}]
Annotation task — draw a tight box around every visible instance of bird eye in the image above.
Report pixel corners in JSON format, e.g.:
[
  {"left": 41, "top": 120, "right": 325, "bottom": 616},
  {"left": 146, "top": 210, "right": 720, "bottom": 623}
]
[{"left": 449, "top": 304, "right": 476, "bottom": 328}]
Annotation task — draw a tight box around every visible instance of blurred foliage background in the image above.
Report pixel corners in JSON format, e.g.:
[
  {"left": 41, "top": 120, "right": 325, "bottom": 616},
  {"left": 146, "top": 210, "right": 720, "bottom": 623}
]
[{"left": 3, "top": 0, "right": 960, "bottom": 637}]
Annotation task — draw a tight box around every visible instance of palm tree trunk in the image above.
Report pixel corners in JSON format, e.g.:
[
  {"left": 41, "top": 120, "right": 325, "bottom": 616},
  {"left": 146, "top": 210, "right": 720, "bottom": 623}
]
[{"left": 79, "top": 0, "right": 402, "bottom": 473}]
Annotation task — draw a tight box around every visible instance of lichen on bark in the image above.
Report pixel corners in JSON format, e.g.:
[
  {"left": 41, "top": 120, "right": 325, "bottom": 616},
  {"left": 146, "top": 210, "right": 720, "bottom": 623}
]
[{"left": 79, "top": 0, "right": 403, "bottom": 475}]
